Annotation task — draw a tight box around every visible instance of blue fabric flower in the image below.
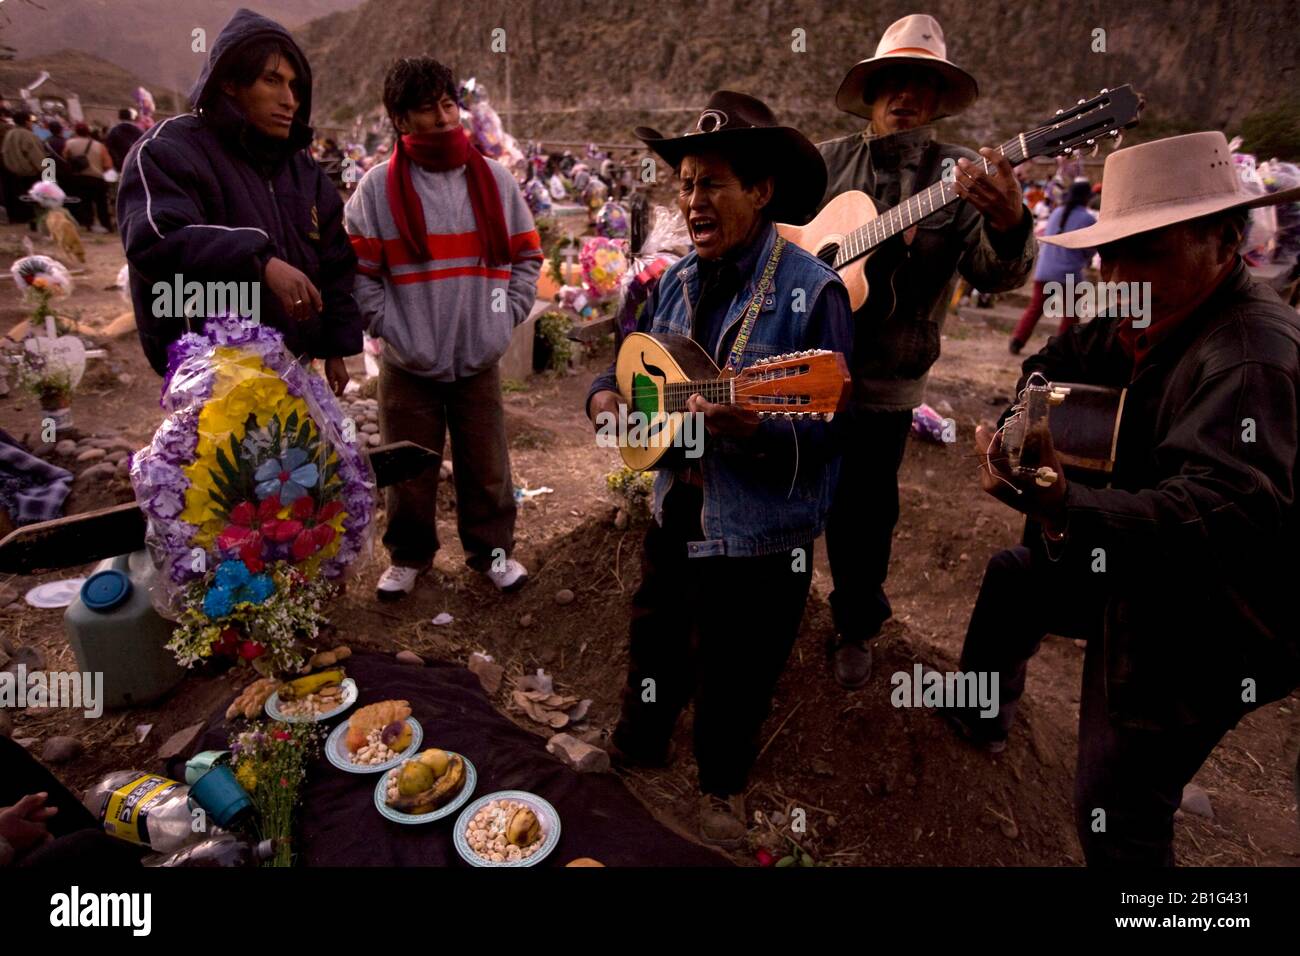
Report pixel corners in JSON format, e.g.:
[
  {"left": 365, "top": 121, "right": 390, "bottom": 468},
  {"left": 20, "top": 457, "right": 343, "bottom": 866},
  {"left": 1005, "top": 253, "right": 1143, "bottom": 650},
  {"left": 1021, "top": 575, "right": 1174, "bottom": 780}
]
[
  {"left": 203, "top": 562, "right": 276, "bottom": 619},
  {"left": 203, "top": 586, "right": 235, "bottom": 619},
  {"left": 243, "top": 574, "right": 275, "bottom": 605},
  {"left": 213, "top": 559, "right": 251, "bottom": 590},
  {"left": 254, "top": 447, "right": 319, "bottom": 504}
]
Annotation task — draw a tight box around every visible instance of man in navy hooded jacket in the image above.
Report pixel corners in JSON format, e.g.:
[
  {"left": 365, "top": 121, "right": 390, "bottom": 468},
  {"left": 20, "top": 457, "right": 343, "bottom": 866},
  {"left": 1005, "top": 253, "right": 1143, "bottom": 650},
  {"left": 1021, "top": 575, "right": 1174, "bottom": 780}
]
[{"left": 117, "top": 8, "right": 362, "bottom": 392}]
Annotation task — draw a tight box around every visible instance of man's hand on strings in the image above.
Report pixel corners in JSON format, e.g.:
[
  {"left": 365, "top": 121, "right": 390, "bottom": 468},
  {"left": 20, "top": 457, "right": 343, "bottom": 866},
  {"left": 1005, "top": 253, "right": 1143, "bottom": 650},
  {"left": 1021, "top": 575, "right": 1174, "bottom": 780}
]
[
  {"left": 954, "top": 147, "right": 1025, "bottom": 234},
  {"left": 688, "top": 393, "right": 760, "bottom": 439},
  {"left": 975, "top": 421, "right": 1067, "bottom": 527}
]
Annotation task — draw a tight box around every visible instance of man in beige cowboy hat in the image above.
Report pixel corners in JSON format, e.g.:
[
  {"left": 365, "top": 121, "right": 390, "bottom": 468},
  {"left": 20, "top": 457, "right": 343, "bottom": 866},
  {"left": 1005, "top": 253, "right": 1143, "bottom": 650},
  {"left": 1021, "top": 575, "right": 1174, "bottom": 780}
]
[
  {"left": 818, "top": 13, "right": 1036, "bottom": 689},
  {"left": 948, "top": 131, "right": 1300, "bottom": 866}
]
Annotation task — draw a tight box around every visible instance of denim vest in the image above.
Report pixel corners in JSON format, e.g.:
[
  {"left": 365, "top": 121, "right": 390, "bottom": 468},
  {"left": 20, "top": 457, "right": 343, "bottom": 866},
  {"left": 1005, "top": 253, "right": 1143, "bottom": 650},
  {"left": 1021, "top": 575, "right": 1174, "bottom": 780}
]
[{"left": 647, "top": 225, "right": 843, "bottom": 557}]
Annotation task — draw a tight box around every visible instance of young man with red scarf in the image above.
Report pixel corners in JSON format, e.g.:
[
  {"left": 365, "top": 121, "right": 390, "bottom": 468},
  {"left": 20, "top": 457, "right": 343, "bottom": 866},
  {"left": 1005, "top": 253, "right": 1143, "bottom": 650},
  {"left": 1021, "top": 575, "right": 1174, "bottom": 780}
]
[{"left": 345, "top": 58, "right": 542, "bottom": 599}]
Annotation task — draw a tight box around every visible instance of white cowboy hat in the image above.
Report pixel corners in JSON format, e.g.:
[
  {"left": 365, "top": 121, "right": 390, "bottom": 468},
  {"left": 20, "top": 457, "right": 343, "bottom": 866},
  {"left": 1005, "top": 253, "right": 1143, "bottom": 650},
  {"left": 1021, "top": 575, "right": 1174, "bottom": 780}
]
[
  {"left": 1040, "top": 131, "right": 1300, "bottom": 249},
  {"left": 834, "top": 14, "right": 978, "bottom": 120}
]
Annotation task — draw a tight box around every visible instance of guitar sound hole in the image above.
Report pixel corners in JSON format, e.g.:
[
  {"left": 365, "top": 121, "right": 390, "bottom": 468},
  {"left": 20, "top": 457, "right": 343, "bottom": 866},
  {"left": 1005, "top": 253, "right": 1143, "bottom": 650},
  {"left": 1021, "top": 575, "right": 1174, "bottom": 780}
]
[{"left": 816, "top": 243, "right": 840, "bottom": 267}]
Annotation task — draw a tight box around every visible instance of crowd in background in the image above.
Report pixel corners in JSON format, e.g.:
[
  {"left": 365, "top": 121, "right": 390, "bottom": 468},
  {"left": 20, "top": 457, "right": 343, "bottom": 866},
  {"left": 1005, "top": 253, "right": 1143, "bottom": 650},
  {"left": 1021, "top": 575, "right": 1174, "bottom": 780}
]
[{"left": 0, "top": 101, "right": 154, "bottom": 236}]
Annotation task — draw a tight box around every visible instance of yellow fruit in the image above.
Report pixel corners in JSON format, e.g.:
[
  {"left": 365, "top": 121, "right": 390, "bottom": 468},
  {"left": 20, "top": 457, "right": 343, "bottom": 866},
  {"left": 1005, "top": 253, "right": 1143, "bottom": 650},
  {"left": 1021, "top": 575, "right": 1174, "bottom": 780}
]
[
  {"left": 279, "top": 668, "right": 345, "bottom": 701},
  {"left": 397, "top": 761, "right": 435, "bottom": 797},
  {"left": 418, "top": 749, "right": 450, "bottom": 776},
  {"left": 506, "top": 807, "right": 541, "bottom": 847}
]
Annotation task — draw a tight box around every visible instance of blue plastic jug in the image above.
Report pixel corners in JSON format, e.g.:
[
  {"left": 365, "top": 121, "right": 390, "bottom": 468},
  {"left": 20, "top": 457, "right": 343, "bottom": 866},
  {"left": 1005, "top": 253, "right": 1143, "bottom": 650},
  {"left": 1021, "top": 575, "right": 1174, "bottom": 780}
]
[{"left": 63, "top": 551, "right": 186, "bottom": 709}]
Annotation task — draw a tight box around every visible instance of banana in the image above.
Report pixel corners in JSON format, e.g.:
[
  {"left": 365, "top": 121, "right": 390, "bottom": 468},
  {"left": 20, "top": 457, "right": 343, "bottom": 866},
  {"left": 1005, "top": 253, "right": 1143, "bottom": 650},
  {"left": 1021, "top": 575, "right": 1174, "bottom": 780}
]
[
  {"left": 279, "top": 668, "right": 345, "bottom": 701},
  {"left": 389, "top": 754, "right": 465, "bottom": 814},
  {"left": 506, "top": 807, "right": 541, "bottom": 846}
]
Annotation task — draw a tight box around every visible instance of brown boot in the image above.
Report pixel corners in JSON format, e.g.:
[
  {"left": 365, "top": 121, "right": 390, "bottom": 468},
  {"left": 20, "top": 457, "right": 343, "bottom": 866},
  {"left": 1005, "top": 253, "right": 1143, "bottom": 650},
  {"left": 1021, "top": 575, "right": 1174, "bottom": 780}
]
[{"left": 698, "top": 793, "right": 747, "bottom": 848}]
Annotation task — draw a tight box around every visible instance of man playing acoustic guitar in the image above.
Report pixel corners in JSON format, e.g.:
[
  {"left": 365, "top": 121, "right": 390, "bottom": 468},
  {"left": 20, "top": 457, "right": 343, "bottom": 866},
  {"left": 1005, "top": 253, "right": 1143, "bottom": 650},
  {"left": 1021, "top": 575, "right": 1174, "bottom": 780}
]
[
  {"left": 586, "top": 92, "right": 852, "bottom": 847},
  {"left": 818, "top": 14, "right": 1036, "bottom": 689},
  {"left": 953, "top": 132, "right": 1300, "bottom": 865}
]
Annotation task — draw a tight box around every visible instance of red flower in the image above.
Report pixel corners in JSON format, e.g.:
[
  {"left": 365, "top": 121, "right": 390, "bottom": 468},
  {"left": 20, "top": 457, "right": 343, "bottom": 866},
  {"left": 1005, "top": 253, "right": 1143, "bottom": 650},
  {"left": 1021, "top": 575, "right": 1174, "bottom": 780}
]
[
  {"left": 279, "top": 777, "right": 289, "bottom": 788},
  {"left": 755, "top": 848, "right": 777, "bottom": 867},
  {"left": 219, "top": 500, "right": 267, "bottom": 573},
  {"left": 281, "top": 498, "right": 344, "bottom": 562},
  {"left": 257, "top": 496, "right": 281, "bottom": 522},
  {"left": 290, "top": 523, "right": 336, "bottom": 561},
  {"left": 273, "top": 730, "right": 291, "bottom": 741},
  {"left": 210, "top": 627, "right": 241, "bottom": 656},
  {"left": 264, "top": 518, "right": 303, "bottom": 544},
  {"left": 238, "top": 641, "right": 265, "bottom": 660}
]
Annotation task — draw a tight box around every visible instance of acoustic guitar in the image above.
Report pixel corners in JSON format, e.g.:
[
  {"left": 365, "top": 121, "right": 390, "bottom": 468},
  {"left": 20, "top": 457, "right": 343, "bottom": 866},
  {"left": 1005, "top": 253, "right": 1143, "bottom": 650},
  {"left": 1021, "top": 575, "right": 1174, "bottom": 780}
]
[
  {"left": 777, "top": 85, "right": 1143, "bottom": 316},
  {"left": 1002, "top": 379, "right": 1126, "bottom": 486},
  {"left": 613, "top": 332, "right": 850, "bottom": 471}
]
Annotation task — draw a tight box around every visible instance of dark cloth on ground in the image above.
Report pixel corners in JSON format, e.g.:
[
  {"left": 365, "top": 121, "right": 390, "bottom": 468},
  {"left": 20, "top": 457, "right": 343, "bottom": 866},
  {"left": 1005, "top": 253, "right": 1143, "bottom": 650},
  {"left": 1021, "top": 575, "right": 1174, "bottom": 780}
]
[
  {"left": 185, "top": 652, "right": 729, "bottom": 866},
  {"left": 377, "top": 359, "right": 516, "bottom": 572},
  {"left": 0, "top": 427, "right": 73, "bottom": 525},
  {"left": 613, "top": 481, "right": 813, "bottom": 796}
]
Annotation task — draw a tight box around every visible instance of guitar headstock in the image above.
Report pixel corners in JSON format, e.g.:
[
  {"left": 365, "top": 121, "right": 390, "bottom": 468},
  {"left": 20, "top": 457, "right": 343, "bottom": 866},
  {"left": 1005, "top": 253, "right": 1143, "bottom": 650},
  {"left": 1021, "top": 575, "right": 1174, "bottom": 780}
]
[
  {"left": 735, "top": 350, "right": 851, "bottom": 420},
  {"left": 1023, "top": 85, "right": 1143, "bottom": 160}
]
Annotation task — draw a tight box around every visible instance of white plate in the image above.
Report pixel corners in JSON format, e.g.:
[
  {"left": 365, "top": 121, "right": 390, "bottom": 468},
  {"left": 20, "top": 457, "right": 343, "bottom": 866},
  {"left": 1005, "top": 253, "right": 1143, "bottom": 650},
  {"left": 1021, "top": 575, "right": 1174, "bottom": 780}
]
[
  {"left": 453, "top": 791, "right": 561, "bottom": 867},
  {"left": 265, "top": 677, "right": 358, "bottom": 723},
  {"left": 374, "top": 752, "right": 477, "bottom": 824},
  {"left": 26, "top": 578, "right": 86, "bottom": 608},
  {"left": 325, "top": 717, "right": 422, "bottom": 774}
]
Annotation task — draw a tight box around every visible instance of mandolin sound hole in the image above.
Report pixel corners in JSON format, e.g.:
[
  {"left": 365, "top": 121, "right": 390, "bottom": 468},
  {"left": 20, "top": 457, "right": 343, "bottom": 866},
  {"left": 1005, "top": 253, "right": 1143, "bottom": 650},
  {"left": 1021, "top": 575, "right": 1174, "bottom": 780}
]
[{"left": 815, "top": 243, "right": 840, "bottom": 267}]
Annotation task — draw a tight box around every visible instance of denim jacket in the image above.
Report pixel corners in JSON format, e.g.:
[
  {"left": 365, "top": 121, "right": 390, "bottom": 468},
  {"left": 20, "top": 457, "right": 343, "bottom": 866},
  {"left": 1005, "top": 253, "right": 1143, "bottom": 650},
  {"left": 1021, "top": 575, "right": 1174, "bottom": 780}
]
[{"left": 590, "top": 224, "right": 853, "bottom": 557}]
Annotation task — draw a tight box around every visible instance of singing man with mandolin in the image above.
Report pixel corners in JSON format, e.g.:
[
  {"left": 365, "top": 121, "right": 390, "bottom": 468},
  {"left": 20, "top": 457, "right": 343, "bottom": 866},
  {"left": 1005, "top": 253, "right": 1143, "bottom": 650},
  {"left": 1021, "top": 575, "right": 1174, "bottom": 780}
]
[
  {"left": 812, "top": 14, "right": 1036, "bottom": 689},
  {"left": 585, "top": 92, "right": 853, "bottom": 848}
]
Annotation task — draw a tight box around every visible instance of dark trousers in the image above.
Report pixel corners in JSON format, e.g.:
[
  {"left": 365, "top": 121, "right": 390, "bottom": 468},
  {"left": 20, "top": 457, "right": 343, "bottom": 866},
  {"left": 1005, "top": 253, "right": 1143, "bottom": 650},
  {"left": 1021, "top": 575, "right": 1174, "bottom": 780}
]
[
  {"left": 3, "top": 171, "right": 38, "bottom": 224},
  {"left": 378, "top": 360, "right": 516, "bottom": 572},
  {"left": 69, "top": 175, "right": 111, "bottom": 230},
  {"left": 613, "top": 482, "right": 813, "bottom": 796},
  {"left": 825, "top": 407, "right": 914, "bottom": 640},
  {"left": 0, "top": 736, "right": 141, "bottom": 867},
  {"left": 958, "top": 546, "right": 1244, "bottom": 866}
]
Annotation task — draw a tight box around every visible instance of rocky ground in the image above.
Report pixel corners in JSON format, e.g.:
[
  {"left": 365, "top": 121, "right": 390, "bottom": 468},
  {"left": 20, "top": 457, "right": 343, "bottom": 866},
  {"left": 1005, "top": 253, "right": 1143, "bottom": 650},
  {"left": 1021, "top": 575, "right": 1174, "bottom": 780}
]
[{"left": 1, "top": 221, "right": 1297, "bottom": 867}]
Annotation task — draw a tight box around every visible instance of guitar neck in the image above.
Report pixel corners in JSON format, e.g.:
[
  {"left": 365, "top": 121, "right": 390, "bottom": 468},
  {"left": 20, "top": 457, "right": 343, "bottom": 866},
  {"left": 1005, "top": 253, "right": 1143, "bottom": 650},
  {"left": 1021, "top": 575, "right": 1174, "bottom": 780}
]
[
  {"left": 835, "top": 134, "right": 1028, "bottom": 269},
  {"left": 661, "top": 378, "right": 731, "bottom": 413}
]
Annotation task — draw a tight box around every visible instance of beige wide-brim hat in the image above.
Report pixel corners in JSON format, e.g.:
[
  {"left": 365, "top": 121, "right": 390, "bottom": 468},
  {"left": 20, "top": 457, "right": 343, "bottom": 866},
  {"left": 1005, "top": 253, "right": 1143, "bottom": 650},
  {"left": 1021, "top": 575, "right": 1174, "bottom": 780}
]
[
  {"left": 835, "top": 14, "right": 978, "bottom": 120},
  {"left": 1041, "top": 131, "right": 1300, "bottom": 249}
]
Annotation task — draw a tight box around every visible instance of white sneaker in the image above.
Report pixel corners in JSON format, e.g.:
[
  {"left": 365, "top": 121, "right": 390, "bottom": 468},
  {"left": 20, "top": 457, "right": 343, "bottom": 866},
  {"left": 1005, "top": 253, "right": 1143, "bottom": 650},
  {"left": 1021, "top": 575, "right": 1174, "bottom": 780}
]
[
  {"left": 376, "top": 564, "right": 422, "bottom": 601},
  {"left": 90, "top": 224, "right": 109, "bottom": 235},
  {"left": 484, "top": 557, "right": 528, "bottom": 592}
]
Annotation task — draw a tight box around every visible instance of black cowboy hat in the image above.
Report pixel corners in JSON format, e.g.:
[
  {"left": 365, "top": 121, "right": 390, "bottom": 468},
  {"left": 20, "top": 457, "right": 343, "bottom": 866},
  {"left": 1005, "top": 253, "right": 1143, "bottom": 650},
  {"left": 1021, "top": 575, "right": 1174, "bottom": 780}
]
[{"left": 635, "top": 90, "right": 827, "bottom": 225}]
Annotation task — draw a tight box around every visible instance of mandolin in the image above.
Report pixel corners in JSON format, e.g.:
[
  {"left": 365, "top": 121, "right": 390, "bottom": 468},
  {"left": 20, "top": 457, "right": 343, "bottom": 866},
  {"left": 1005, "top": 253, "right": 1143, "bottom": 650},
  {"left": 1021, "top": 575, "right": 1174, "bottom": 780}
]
[
  {"left": 613, "top": 332, "right": 851, "bottom": 471},
  {"left": 777, "top": 85, "right": 1143, "bottom": 316}
]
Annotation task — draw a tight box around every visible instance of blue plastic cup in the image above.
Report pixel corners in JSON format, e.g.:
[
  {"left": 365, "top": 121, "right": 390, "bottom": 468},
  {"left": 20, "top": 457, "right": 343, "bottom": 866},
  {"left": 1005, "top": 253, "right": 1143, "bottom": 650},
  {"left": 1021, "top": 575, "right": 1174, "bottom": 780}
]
[{"left": 189, "top": 764, "right": 253, "bottom": 828}]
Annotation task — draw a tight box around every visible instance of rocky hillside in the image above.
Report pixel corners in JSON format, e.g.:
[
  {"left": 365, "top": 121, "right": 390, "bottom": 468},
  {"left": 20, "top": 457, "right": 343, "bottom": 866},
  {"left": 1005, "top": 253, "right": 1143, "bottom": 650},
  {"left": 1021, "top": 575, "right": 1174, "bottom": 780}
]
[
  {"left": 0, "top": 49, "right": 171, "bottom": 113},
  {"left": 0, "top": 0, "right": 362, "bottom": 92},
  {"left": 299, "top": 0, "right": 1298, "bottom": 149}
]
